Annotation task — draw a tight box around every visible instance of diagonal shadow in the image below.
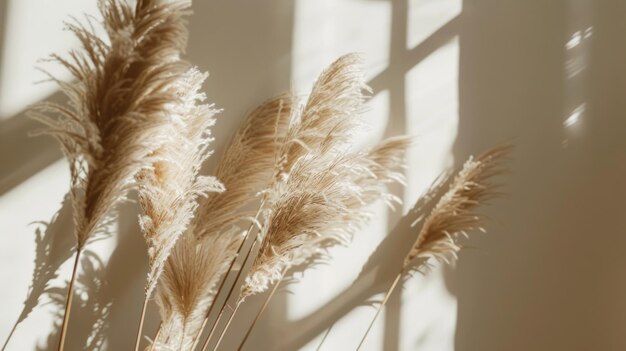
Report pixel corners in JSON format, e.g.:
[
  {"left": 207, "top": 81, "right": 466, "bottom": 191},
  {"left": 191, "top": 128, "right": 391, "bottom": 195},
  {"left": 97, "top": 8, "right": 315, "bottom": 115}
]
[
  {"left": 0, "top": 91, "right": 65, "bottom": 196},
  {"left": 368, "top": 14, "right": 462, "bottom": 95}
]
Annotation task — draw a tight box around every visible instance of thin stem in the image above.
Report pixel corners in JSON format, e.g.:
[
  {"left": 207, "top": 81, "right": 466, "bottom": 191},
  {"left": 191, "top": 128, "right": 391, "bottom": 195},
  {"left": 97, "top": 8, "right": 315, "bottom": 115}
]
[
  {"left": 133, "top": 295, "right": 150, "bottom": 351},
  {"left": 148, "top": 323, "right": 162, "bottom": 351},
  {"left": 1, "top": 318, "right": 19, "bottom": 351},
  {"left": 355, "top": 272, "right": 403, "bottom": 351},
  {"left": 190, "top": 234, "right": 247, "bottom": 351},
  {"left": 200, "top": 305, "right": 227, "bottom": 351},
  {"left": 237, "top": 272, "right": 286, "bottom": 351},
  {"left": 211, "top": 300, "right": 242, "bottom": 351},
  {"left": 200, "top": 237, "right": 259, "bottom": 351},
  {"left": 57, "top": 248, "right": 82, "bottom": 351},
  {"left": 191, "top": 203, "right": 265, "bottom": 349},
  {"left": 315, "top": 323, "right": 335, "bottom": 351}
]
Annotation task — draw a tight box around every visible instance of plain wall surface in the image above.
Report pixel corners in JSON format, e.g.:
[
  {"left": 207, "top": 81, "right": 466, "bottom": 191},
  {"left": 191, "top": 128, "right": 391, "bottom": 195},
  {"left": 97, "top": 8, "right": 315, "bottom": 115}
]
[{"left": 1, "top": 0, "right": 625, "bottom": 350}]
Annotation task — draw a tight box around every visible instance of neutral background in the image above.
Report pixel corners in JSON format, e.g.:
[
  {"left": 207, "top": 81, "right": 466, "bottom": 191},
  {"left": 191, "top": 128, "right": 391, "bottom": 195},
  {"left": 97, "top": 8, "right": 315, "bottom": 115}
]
[{"left": 1, "top": 0, "right": 625, "bottom": 350}]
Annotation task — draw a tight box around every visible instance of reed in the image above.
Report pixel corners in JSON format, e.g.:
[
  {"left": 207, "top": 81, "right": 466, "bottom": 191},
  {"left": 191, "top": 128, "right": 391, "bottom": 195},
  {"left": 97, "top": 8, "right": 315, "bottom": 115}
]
[
  {"left": 31, "top": 0, "right": 192, "bottom": 348},
  {"left": 20, "top": 1, "right": 511, "bottom": 348},
  {"left": 355, "top": 146, "right": 511, "bottom": 350}
]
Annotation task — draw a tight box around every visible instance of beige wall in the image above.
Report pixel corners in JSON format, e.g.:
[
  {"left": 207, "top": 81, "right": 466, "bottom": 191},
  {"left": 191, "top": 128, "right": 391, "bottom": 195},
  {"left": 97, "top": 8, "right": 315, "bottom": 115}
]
[{"left": 1, "top": 0, "right": 625, "bottom": 350}]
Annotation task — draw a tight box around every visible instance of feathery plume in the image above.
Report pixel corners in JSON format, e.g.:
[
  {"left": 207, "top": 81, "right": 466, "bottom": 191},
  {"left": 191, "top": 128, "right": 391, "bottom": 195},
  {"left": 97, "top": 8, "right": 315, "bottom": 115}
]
[
  {"left": 355, "top": 145, "right": 511, "bottom": 351},
  {"left": 195, "top": 94, "right": 293, "bottom": 239},
  {"left": 234, "top": 137, "right": 409, "bottom": 351},
  {"left": 151, "top": 95, "right": 293, "bottom": 350},
  {"left": 33, "top": 0, "right": 192, "bottom": 250},
  {"left": 137, "top": 67, "right": 223, "bottom": 300},
  {"left": 153, "top": 229, "right": 241, "bottom": 350},
  {"left": 30, "top": 1, "right": 194, "bottom": 349},
  {"left": 133, "top": 67, "right": 223, "bottom": 351},
  {"left": 201, "top": 53, "right": 374, "bottom": 351},
  {"left": 241, "top": 137, "right": 410, "bottom": 298},
  {"left": 404, "top": 145, "right": 511, "bottom": 270}
]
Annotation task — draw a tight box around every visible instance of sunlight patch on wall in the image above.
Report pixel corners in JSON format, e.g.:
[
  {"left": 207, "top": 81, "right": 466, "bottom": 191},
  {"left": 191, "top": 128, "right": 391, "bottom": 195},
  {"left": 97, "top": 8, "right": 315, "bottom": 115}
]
[
  {"left": 290, "top": 0, "right": 391, "bottom": 94},
  {"left": 400, "top": 266, "right": 457, "bottom": 350},
  {"left": 0, "top": 0, "right": 99, "bottom": 120},
  {"left": 562, "top": 0, "right": 592, "bottom": 147},
  {"left": 405, "top": 36, "right": 459, "bottom": 209}
]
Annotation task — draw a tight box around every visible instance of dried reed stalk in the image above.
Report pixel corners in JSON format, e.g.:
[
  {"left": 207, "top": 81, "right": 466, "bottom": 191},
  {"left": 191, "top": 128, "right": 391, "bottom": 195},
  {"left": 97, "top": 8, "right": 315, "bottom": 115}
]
[
  {"left": 228, "top": 137, "right": 409, "bottom": 351},
  {"left": 31, "top": 0, "right": 192, "bottom": 349},
  {"left": 134, "top": 67, "right": 224, "bottom": 351},
  {"left": 151, "top": 95, "right": 292, "bottom": 350},
  {"left": 200, "top": 54, "right": 375, "bottom": 350},
  {"left": 356, "top": 146, "right": 511, "bottom": 350}
]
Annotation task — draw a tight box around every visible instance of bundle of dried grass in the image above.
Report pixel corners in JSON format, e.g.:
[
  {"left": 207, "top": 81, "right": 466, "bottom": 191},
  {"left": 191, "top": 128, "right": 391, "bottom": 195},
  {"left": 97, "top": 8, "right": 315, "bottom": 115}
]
[
  {"left": 241, "top": 138, "right": 410, "bottom": 298},
  {"left": 30, "top": 0, "right": 193, "bottom": 349},
  {"left": 153, "top": 228, "right": 241, "bottom": 350},
  {"left": 199, "top": 53, "right": 375, "bottom": 351},
  {"left": 355, "top": 146, "right": 511, "bottom": 350},
  {"left": 150, "top": 95, "right": 293, "bottom": 350},
  {"left": 240, "top": 53, "right": 375, "bottom": 297}
]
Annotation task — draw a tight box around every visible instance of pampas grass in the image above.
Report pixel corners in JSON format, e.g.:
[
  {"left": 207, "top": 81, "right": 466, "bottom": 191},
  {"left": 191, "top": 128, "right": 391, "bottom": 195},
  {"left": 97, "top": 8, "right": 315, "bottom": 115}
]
[
  {"left": 153, "top": 228, "right": 241, "bottom": 350},
  {"left": 201, "top": 54, "right": 376, "bottom": 350},
  {"left": 355, "top": 145, "right": 511, "bottom": 350},
  {"left": 150, "top": 94, "right": 292, "bottom": 350},
  {"left": 234, "top": 137, "right": 410, "bottom": 351},
  {"left": 240, "top": 139, "right": 410, "bottom": 299},
  {"left": 30, "top": 0, "right": 193, "bottom": 349},
  {"left": 134, "top": 67, "right": 224, "bottom": 350},
  {"left": 14, "top": 0, "right": 512, "bottom": 349}
]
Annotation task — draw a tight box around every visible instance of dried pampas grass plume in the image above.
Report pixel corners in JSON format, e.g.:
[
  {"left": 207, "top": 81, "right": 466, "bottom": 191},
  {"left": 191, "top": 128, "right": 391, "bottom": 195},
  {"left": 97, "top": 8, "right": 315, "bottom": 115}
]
[
  {"left": 233, "top": 137, "right": 410, "bottom": 351},
  {"left": 355, "top": 145, "right": 511, "bottom": 350},
  {"left": 137, "top": 67, "right": 223, "bottom": 301},
  {"left": 33, "top": 0, "right": 192, "bottom": 250},
  {"left": 404, "top": 145, "right": 511, "bottom": 269},
  {"left": 153, "top": 229, "right": 241, "bottom": 350},
  {"left": 203, "top": 53, "right": 374, "bottom": 351},
  {"left": 133, "top": 67, "right": 224, "bottom": 350},
  {"left": 241, "top": 137, "right": 410, "bottom": 299},
  {"left": 195, "top": 94, "right": 293, "bottom": 239},
  {"left": 277, "top": 53, "right": 369, "bottom": 175},
  {"left": 30, "top": 0, "right": 194, "bottom": 349},
  {"left": 152, "top": 95, "right": 292, "bottom": 351}
]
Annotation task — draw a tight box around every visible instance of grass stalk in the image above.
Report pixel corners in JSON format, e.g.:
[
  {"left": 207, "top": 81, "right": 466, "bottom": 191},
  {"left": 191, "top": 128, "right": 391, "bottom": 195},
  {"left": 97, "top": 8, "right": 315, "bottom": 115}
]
[
  {"left": 355, "top": 271, "right": 402, "bottom": 351},
  {"left": 57, "top": 248, "right": 81, "bottom": 351}
]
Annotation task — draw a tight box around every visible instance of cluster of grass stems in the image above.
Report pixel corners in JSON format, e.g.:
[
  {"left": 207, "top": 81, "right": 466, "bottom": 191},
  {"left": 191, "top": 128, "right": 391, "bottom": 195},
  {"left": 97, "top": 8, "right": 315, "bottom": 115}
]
[{"left": 2, "top": 1, "right": 510, "bottom": 350}]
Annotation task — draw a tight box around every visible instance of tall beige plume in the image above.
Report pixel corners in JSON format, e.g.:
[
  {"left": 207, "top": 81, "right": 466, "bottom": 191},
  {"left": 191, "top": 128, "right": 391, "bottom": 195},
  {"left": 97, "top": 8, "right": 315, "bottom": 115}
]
[
  {"left": 404, "top": 146, "right": 511, "bottom": 270},
  {"left": 152, "top": 95, "right": 293, "bottom": 349},
  {"left": 30, "top": 1, "right": 195, "bottom": 348},
  {"left": 33, "top": 0, "right": 193, "bottom": 249},
  {"left": 356, "top": 146, "right": 511, "bottom": 350},
  {"left": 137, "top": 67, "right": 224, "bottom": 300},
  {"left": 241, "top": 137, "right": 410, "bottom": 298}
]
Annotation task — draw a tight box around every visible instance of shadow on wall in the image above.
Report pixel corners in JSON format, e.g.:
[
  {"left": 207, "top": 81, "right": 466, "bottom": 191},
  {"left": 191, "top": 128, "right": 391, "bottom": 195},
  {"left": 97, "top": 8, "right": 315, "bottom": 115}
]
[{"left": 450, "top": 1, "right": 626, "bottom": 350}]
